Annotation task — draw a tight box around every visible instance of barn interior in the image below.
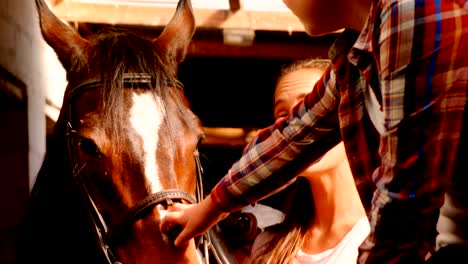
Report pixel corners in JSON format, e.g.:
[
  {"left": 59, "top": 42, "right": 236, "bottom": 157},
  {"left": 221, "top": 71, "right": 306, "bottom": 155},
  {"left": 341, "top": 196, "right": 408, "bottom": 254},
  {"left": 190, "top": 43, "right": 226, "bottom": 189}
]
[{"left": 0, "top": 0, "right": 338, "bottom": 262}]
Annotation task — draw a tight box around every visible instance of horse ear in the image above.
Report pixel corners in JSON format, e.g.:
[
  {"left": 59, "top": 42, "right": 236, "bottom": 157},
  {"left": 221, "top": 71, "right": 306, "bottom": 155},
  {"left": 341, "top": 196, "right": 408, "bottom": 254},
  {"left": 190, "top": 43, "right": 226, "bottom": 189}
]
[
  {"left": 35, "top": 0, "right": 90, "bottom": 72},
  {"left": 153, "top": 0, "right": 195, "bottom": 65}
]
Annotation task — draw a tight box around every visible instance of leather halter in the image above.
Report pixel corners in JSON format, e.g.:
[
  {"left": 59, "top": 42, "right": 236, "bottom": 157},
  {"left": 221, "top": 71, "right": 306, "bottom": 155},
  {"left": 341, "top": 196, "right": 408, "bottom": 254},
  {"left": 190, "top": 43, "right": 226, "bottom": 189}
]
[{"left": 65, "top": 73, "right": 209, "bottom": 264}]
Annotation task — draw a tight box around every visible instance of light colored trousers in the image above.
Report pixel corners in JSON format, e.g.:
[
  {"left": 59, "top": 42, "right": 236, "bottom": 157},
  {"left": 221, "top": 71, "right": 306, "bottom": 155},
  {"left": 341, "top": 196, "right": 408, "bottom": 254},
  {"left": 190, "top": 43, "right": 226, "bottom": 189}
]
[
  {"left": 436, "top": 189, "right": 468, "bottom": 250},
  {"left": 436, "top": 100, "right": 468, "bottom": 251}
]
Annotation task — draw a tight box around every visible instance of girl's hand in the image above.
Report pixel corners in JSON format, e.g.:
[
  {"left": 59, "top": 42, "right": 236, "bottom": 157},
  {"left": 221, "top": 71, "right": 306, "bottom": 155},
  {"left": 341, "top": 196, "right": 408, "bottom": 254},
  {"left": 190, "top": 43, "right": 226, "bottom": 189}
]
[{"left": 160, "top": 195, "right": 229, "bottom": 246}]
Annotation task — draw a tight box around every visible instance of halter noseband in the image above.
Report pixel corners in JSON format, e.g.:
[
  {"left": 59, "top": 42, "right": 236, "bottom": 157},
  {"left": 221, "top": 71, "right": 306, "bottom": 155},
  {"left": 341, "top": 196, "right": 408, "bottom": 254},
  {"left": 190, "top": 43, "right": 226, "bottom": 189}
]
[{"left": 65, "top": 74, "right": 209, "bottom": 264}]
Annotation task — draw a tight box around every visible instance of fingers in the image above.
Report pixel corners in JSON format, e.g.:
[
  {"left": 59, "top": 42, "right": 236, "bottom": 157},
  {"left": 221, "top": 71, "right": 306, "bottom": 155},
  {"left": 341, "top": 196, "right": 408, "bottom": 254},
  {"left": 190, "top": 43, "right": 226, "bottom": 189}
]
[
  {"left": 174, "top": 224, "right": 191, "bottom": 247},
  {"left": 160, "top": 205, "right": 182, "bottom": 234},
  {"left": 160, "top": 211, "right": 180, "bottom": 239},
  {"left": 161, "top": 196, "right": 229, "bottom": 247},
  {"left": 160, "top": 203, "right": 193, "bottom": 246},
  {"left": 170, "top": 203, "right": 198, "bottom": 246}
]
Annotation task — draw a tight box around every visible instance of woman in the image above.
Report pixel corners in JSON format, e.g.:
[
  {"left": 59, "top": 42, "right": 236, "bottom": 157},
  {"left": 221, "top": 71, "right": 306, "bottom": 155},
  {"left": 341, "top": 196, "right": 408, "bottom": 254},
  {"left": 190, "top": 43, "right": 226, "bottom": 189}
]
[{"left": 246, "top": 58, "right": 369, "bottom": 264}]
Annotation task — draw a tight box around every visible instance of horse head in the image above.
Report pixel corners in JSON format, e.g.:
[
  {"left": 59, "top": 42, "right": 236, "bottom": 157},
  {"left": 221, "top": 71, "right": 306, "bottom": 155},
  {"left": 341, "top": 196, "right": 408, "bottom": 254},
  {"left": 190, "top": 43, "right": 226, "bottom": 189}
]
[{"left": 18, "top": 1, "right": 203, "bottom": 263}]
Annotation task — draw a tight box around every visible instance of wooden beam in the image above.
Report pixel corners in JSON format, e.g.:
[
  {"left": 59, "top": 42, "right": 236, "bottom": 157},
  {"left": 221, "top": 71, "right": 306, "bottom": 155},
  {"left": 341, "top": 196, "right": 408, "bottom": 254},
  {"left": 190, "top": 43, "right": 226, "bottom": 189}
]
[
  {"left": 202, "top": 127, "right": 257, "bottom": 148},
  {"left": 187, "top": 39, "right": 331, "bottom": 60},
  {"left": 46, "top": 0, "right": 63, "bottom": 6},
  {"left": 229, "top": 0, "right": 241, "bottom": 11},
  {"left": 0, "top": 66, "right": 27, "bottom": 105},
  {"left": 50, "top": 1, "right": 305, "bottom": 32},
  {"left": 74, "top": 20, "right": 336, "bottom": 59}
]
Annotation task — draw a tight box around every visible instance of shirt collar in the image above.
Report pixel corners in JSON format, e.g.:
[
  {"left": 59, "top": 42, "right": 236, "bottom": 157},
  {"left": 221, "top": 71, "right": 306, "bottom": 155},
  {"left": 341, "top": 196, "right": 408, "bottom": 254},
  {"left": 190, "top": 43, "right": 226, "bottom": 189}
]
[
  {"left": 348, "top": 1, "right": 378, "bottom": 67},
  {"left": 328, "top": 29, "right": 360, "bottom": 74}
]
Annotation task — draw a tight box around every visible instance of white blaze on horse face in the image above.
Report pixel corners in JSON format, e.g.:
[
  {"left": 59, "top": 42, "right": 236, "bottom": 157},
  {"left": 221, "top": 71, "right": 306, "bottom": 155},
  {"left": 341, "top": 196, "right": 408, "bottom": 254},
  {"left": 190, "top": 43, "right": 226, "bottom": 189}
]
[{"left": 129, "top": 92, "right": 165, "bottom": 193}]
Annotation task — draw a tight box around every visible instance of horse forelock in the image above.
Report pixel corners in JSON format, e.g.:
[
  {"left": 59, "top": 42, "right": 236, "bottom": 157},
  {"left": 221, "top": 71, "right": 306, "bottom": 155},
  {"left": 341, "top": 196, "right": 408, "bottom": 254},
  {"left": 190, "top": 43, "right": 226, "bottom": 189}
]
[
  {"left": 79, "top": 29, "right": 197, "bottom": 192},
  {"left": 86, "top": 28, "right": 181, "bottom": 152}
]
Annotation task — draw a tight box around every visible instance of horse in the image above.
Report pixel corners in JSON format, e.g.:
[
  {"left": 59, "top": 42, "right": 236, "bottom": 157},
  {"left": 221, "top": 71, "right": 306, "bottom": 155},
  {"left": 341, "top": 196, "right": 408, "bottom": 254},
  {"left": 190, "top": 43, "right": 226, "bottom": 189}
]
[{"left": 14, "top": 0, "right": 208, "bottom": 263}]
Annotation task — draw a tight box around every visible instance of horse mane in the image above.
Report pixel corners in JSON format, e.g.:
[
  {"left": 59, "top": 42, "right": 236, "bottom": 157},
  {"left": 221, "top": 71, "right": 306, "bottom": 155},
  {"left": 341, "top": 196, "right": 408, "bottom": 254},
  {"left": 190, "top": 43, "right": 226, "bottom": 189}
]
[{"left": 250, "top": 177, "right": 315, "bottom": 264}]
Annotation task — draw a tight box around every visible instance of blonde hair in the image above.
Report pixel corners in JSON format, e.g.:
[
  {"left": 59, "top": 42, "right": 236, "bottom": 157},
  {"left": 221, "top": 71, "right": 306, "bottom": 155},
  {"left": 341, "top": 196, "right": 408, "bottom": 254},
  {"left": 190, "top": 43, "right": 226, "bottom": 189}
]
[
  {"left": 248, "top": 177, "right": 315, "bottom": 264},
  {"left": 279, "top": 58, "right": 330, "bottom": 78}
]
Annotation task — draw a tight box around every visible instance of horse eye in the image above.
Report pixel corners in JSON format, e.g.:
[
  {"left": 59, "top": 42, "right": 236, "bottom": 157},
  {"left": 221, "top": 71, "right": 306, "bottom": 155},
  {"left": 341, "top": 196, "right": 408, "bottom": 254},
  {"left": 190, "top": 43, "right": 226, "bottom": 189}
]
[{"left": 78, "top": 137, "right": 100, "bottom": 156}]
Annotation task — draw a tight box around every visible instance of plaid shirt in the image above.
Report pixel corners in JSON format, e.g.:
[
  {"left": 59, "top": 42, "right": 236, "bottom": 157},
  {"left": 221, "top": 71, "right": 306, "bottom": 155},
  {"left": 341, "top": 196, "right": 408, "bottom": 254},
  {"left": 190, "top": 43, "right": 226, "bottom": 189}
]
[{"left": 211, "top": 0, "right": 468, "bottom": 263}]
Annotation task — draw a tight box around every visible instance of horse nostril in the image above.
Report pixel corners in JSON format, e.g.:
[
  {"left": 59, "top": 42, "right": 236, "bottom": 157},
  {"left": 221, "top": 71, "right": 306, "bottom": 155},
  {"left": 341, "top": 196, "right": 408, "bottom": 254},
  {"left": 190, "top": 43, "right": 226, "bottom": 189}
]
[
  {"left": 157, "top": 204, "right": 180, "bottom": 242},
  {"left": 166, "top": 224, "right": 182, "bottom": 242}
]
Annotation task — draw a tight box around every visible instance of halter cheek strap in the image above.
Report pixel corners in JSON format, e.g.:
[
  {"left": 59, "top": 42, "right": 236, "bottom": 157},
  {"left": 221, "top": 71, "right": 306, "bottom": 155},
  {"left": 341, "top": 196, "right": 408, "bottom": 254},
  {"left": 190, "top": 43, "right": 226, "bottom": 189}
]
[{"left": 66, "top": 121, "right": 121, "bottom": 264}]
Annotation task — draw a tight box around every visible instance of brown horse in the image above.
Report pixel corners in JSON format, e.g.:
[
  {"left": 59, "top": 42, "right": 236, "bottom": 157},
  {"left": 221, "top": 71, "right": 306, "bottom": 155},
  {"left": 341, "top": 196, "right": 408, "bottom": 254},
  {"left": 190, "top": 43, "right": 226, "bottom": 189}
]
[{"left": 15, "top": 0, "right": 205, "bottom": 263}]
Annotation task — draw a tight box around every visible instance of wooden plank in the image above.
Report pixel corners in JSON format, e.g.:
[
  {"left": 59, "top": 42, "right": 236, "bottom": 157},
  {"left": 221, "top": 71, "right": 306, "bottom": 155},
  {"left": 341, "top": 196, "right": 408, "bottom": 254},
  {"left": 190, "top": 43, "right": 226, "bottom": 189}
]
[
  {"left": 228, "top": 0, "right": 241, "bottom": 11},
  {"left": 51, "top": 1, "right": 305, "bottom": 32},
  {"left": 202, "top": 127, "right": 256, "bottom": 148},
  {"left": 187, "top": 39, "right": 331, "bottom": 60},
  {"left": 74, "top": 22, "right": 336, "bottom": 59},
  {"left": 0, "top": 66, "right": 27, "bottom": 106},
  {"left": 47, "top": 0, "right": 63, "bottom": 6}
]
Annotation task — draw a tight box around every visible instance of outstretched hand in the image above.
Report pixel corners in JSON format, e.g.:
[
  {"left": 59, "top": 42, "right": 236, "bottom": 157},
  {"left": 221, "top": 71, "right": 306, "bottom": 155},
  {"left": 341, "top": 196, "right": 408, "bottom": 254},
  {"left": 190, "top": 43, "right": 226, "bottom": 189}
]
[{"left": 160, "top": 195, "right": 229, "bottom": 247}]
